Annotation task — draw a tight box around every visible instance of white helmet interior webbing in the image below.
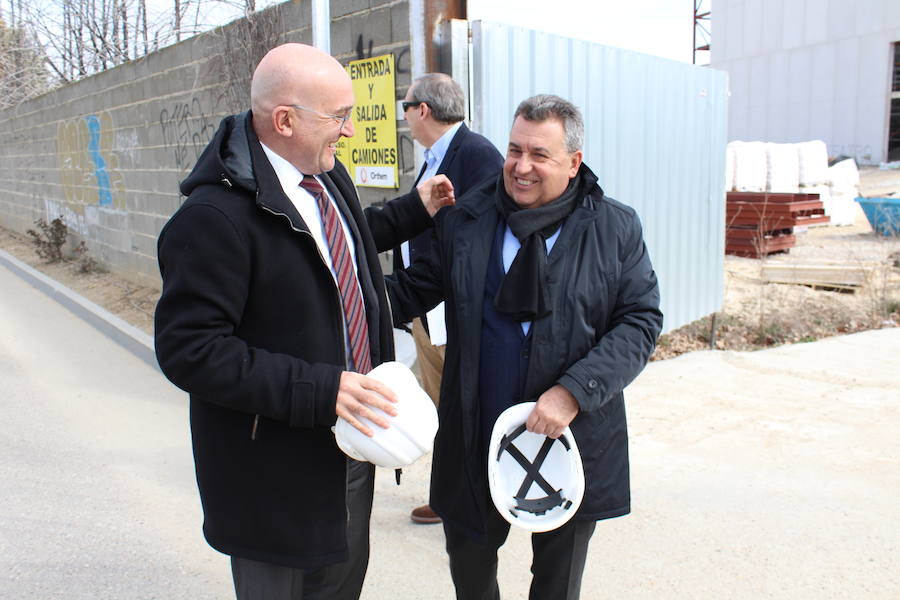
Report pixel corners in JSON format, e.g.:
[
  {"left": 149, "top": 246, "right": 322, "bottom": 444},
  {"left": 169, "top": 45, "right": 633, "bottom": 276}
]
[{"left": 488, "top": 402, "right": 585, "bottom": 533}]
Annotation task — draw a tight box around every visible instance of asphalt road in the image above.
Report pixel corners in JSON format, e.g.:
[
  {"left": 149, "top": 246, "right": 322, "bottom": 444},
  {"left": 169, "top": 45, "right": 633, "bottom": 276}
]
[
  {"left": 0, "top": 263, "right": 231, "bottom": 599},
  {"left": 2, "top": 259, "right": 899, "bottom": 599}
]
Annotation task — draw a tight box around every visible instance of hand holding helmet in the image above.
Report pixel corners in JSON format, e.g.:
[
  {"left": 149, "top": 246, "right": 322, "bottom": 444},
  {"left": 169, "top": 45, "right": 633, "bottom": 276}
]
[
  {"left": 526, "top": 384, "right": 580, "bottom": 439},
  {"left": 335, "top": 370, "right": 399, "bottom": 437},
  {"left": 333, "top": 362, "right": 439, "bottom": 469}
]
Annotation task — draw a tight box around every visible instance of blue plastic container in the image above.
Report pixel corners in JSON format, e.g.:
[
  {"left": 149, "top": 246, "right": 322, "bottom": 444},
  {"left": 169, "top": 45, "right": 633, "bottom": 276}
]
[{"left": 855, "top": 197, "right": 900, "bottom": 236}]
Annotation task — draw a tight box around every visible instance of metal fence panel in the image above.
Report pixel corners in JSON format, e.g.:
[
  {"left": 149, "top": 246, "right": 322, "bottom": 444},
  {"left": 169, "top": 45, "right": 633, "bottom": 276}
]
[{"left": 470, "top": 21, "right": 729, "bottom": 333}]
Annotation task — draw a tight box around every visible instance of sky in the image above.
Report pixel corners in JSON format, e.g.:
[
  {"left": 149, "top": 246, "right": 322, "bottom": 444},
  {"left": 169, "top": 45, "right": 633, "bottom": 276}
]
[
  {"left": 195, "top": 0, "right": 708, "bottom": 65},
  {"left": 467, "top": 0, "right": 705, "bottom": 64}
]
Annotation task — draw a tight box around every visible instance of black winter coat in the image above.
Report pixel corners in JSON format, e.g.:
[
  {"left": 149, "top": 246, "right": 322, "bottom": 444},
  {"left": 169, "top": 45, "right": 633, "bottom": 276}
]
[
  {"left": 154, "top": 112, "right": 431, "bottom": 568},
  {"left": 386, "top": 165, "right": 663, "bottom": 538}
]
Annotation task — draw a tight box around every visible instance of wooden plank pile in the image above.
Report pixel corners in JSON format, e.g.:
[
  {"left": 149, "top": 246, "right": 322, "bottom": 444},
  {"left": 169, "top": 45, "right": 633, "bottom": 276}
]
[
  {"left": 726, "top": 192, "right": 830, "bottom": 258},
  {"left": 760, "top": 264, "right": 868, "bottom": 291}
]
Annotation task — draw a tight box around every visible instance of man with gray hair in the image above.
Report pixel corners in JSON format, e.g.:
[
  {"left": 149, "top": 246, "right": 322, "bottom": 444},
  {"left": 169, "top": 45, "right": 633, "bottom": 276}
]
[
  {"left": 387, "top": 94, "right": 662, "bottom": 598},
  {"left": 393, "top": 73, "right": 503, "bottom": 524}
]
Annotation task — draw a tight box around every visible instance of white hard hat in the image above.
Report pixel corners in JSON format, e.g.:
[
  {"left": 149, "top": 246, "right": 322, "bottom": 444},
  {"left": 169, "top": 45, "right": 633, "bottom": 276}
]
[
  {"left": 333, "top": 361, "right": 438, "bottom": 469},
  {"left": 487, "top": 402, "right": 585, "bottom": 533}
]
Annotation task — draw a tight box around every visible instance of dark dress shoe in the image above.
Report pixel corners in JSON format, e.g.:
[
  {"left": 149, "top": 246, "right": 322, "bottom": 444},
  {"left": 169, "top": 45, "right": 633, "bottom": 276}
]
[{"left": 410, "top": 504, "right": 442, "bottom": 524}]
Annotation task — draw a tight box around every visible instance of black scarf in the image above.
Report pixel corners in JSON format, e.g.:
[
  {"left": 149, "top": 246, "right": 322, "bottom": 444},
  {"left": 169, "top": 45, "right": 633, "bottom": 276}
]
[{"left": 493, "top": 170, "right": 585, "bottom": 322}]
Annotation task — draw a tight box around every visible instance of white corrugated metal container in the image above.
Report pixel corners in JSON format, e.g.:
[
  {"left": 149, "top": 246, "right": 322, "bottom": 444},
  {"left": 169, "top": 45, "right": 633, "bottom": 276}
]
[{"left": 469, "top": 21, "right": 729, "bottom": 334}]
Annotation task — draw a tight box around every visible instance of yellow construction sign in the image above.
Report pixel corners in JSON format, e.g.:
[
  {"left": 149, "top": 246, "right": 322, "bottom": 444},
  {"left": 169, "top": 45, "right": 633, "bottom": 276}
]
[{"left": 336, "top": 54, "right": 399, "bottom": 189}]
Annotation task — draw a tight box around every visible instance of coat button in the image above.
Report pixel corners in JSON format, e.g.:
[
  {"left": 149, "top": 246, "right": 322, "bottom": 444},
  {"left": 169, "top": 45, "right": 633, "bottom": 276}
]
[{"left": 587, "top": 379, "right": 598, "bottom": 390}]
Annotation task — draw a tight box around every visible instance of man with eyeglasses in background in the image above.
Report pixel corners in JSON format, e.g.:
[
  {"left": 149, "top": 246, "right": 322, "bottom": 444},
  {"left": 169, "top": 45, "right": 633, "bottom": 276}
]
[
  {"left": 394, "top": 74, "right": 503, "bottom": 524},
  {"left": 154, "top": 43, "right": 453, "bottom": 600}
]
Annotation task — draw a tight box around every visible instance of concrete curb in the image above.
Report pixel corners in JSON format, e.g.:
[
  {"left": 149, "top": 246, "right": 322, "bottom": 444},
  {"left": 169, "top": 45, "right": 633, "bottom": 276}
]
[{"left": 0, "top": 249, "right": 158, "bottom": 371}]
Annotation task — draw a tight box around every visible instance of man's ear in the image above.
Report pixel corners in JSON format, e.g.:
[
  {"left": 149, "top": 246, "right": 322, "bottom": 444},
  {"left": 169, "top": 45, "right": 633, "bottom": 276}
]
[
  {"left": 272, "top": 106, "right": 294, "bottom": 137},
  {"left": 568, "top": 150, "right": 583, "bottom": 178},
  {"left": 418, "top": 102, "right": 431, "bottom": 121}
]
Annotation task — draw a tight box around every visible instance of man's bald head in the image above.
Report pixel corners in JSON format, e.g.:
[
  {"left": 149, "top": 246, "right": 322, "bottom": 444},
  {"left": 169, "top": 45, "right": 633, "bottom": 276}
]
[
  {"left": 251, "top": 43, "right": 349, "bottom": 121},
  {"left": 250, "top": 43, "right": 355, "bottom": 174}
]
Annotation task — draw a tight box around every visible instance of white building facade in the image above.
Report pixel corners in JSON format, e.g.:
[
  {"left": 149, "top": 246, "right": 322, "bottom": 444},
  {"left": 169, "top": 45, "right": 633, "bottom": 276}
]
[{"left": 711, "top": 0, "right": 900, "bottom": 164}]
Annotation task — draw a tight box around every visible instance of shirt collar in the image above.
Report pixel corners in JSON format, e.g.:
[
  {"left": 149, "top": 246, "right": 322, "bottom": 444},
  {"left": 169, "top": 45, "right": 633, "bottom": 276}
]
[
  {"left": 426, "top": 121, "right": 463, "bottom": 168},
  {"left": 260, "top": 142, "right": 306, "bottom": 190}
]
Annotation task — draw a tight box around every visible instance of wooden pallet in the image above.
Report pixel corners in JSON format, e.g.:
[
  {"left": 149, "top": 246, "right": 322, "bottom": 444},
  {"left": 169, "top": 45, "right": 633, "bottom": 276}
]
[
  {"left": 760, "top": 264, "right": 868, "bottom": 290},
  {"left": 726, "top": 202, "right": 829, "bottom": 229},
  {"left": 725, "top": 192, "right": 830, "bottom": 258}
]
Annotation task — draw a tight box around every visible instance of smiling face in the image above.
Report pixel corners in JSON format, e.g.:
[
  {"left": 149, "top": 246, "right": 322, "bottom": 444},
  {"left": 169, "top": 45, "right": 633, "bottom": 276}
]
[
  {"left": 290, "top": 75, "right": 355, "bottom": 174},
  {"left": 502, "top": 116, "right": 582, "bottom": 209},
  {"left": 251, "top": 44, "right": 356, "bottom": 175}
]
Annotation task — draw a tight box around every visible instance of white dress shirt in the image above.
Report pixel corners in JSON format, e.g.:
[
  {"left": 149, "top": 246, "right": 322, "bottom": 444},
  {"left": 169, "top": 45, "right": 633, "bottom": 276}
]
[
  {"left": 261, "top": 142, "right": 361, "bottom": 365},
  {"left": 261, "top": 143, "right": 360, "bottom": 281},
  {"left": 399, "top": 122, "right": 463, "bottom": 347}
]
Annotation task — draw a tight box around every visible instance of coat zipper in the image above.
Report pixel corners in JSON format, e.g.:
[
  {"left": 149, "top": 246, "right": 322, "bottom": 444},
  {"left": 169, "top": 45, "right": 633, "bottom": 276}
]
[
  {"left": 262, "top": 193, "right": 354, "bottom": 522},
  {"left": 253, "top": 199, "right": 348, "bottom": 440}
]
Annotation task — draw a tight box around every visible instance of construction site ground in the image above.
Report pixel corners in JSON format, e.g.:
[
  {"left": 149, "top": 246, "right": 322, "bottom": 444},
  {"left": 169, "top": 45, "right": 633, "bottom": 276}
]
[
  {"left": 3, "top": 222, "right": 898, "bottom": 599},
  {"left": 2, "top": 168, "right": 898, "bottom": 598}
]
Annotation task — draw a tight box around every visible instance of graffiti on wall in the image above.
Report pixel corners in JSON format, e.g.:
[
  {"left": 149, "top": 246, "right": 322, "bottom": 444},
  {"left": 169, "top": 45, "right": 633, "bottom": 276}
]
[
  {"left": 159, "top": 96, "right": 221, "bottom": 171},
  {"left": 56, "top": 112, "right": 126, "bottom": 212},
  {"left": 355, "top": 35, "right": 410, "bottom": 74}
]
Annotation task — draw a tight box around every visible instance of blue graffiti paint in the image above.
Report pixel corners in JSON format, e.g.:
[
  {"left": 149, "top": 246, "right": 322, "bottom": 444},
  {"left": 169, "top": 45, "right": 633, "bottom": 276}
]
[{"left": 85, "top": 115, "right": 113, "bottom": 206}]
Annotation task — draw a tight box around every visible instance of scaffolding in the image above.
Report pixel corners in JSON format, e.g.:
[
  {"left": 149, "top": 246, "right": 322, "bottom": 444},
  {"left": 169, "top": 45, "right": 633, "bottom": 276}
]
[{"left": 693, "top": 0, "right": 710, "bottom": 65}]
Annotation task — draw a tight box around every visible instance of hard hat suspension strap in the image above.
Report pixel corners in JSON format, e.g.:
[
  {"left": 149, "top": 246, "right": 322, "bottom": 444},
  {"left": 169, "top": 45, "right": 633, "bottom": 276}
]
[{"left": 497, "top": 424, "right": 573, "bottom": 516}]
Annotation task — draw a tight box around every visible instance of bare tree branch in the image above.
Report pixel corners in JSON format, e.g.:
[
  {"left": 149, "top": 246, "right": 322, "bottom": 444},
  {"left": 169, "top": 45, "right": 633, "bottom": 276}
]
[{"left": 1, "top": 0, "right": 275, "bottom": 106}]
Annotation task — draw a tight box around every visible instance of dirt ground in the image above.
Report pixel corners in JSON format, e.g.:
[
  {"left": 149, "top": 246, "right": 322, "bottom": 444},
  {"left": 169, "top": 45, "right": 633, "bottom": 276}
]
[
  {"left": 0, "top": 228, "right": 159, "bottom": 336},
  {"left": 2, "top": 167, "right": 899, "bottom": 357},
  {"left": 654, "top": 166, "right": 900, "bottom": 358}
]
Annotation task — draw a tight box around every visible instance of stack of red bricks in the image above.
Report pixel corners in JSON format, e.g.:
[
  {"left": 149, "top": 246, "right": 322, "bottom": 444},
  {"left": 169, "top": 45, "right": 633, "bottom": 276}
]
[{"left": 725, "top": 192, "right": 830, "bottom": 258}]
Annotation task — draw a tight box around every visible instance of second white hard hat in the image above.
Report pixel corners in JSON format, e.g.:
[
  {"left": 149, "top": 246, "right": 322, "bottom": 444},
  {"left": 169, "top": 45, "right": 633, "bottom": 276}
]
[{"left": 487, "top": 402, "right": 585, "bottom": 533}]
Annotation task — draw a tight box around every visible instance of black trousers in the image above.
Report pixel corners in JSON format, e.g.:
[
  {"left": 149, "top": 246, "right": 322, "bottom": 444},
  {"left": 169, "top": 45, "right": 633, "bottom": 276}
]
[
  {"left": 231, "top": 459, "right": 376, "bottom": 600},
  {"left": 443, "top": 503, "right": 596, "bottom": 600}
]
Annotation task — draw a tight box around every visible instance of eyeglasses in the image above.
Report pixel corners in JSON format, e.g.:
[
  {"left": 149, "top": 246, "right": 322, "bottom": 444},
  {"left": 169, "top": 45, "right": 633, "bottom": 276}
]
[
  {"left": 402, "top": 101, "right": 423, "bottom": 112},
  {"left": 288, "top": 104, "right": 352, "bottom": 129}
]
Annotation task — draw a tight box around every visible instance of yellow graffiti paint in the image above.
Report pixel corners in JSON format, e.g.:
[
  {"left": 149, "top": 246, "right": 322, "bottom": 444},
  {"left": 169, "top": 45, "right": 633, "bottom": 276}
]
[{"left": 56, "top": 112, "right": 125, "bottom": 212}]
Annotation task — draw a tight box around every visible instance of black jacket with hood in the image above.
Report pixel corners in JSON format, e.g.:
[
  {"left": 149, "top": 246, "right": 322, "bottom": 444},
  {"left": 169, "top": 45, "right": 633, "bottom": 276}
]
[{"left": 154, "top": 111, "right": 431, "bottom": 568}]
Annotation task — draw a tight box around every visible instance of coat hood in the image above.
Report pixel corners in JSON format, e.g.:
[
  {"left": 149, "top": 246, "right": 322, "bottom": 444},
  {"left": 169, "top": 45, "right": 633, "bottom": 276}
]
[{"left": 180, "top": 111, "right": 258, "bottom": 197}]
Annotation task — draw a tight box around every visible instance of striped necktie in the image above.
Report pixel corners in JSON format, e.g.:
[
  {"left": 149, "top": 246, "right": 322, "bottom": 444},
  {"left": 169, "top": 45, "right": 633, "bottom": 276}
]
[{"left": 300, "top": 175, "right": 372, "bottom": 374}]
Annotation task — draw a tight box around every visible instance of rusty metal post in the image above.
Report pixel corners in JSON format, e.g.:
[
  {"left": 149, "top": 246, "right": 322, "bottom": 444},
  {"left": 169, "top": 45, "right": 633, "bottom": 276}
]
[{"left": 423, "top": 0, "right": 466, "bottom": 73}]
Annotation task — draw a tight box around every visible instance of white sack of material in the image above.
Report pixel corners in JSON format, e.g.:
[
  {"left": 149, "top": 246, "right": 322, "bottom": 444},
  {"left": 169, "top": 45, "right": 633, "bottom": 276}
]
[
  {"left": 826, "top": 191, "right": 860, "bottom": 226},
  {"left": 797, "top": 140, "right": 829, "bottom": 187},
  {"left": 766, "top": 143, "right": 800, "bottom": 193},
  {"left": 733, "top": 141, "right": 767, "bottom": 192},
  {"left": 828, "top": 158, "right": 860, "bottom": 195},
  {"left": 825, "top": 159, "right": 860, "bottom": 226},
  {"left": 725, "top": 142, "right": 736, "bottom": 192}
]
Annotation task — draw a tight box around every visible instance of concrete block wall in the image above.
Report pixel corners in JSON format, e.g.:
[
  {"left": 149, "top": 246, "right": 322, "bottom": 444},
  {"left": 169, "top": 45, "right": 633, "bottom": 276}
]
[
  {"left": 333, "top": 0, "right": 420, "bottom": 275},
  {"left": 0, "top": 0, "right": 416, "bottom": 287}
]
